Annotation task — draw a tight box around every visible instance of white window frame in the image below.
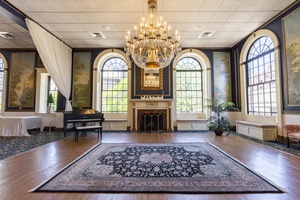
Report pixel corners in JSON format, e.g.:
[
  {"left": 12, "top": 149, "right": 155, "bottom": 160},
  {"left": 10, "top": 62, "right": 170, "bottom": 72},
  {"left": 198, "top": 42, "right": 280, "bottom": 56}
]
[
  {"left": 176, "top": 57, "right": 204, "bottom": 113},
  {"left": 173, "top": 49, "right": 212, "bottom": 121},
  {"left": 0, "top": 54, "right": 8, "bottom": 113},
  {"left": 92, "top": 49, "right": 132, "bottom": 122},
  {"left": 240, "top": 29, "right": 283, "bottom": 131}
]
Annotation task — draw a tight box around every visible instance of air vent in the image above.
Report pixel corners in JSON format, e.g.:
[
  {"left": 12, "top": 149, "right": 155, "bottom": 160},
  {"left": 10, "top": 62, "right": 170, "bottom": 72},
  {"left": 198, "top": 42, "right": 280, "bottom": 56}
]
[
  {"left": 91, "top": 32, "right": 105, "bottom": 39},
  {"left": 0, "top": 32, "right": 15, "bottom": 39},
  {"left": 198, "top": 31, "right": 214, "bottom": 38}
]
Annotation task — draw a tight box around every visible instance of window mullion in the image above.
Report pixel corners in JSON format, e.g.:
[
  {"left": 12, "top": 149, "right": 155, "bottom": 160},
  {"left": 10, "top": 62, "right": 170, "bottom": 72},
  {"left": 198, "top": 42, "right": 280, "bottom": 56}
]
[{"left": 246, "top": 36, "right": 276, "bottom": 116}]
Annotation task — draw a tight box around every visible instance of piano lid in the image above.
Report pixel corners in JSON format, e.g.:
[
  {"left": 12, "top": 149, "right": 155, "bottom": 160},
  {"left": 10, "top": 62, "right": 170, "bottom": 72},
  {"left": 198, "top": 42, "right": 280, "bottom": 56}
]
[{"left": 64, "top": 109, "right": 97, "bottom": 115}]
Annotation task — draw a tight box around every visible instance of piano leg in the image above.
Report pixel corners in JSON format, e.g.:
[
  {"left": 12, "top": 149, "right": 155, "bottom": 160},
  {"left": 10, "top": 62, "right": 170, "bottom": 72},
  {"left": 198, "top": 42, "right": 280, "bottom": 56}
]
[
  {"left": 64, "top": 127, "right": 67, "bottom": 137},
  {"left": 98, "top": 128, "right": 100, "bottom": 140},
  {"left": 99, "top": 126, "right": 102, "bottom": 141},
  {"left": 75, "top": 129, "right": 78, "bottom": 143}
]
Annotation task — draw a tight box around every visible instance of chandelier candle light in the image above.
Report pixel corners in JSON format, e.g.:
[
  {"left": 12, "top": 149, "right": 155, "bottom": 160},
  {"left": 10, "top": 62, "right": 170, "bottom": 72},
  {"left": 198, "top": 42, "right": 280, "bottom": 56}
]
[{"left": 125, "top": 0, "right": 181, "bottom": 69}]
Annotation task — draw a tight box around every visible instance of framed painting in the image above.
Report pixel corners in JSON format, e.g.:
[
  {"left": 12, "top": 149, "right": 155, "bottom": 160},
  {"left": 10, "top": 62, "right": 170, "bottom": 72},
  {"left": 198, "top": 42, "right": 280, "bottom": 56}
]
[
  {"left": 37, "top": 56, "right": 44, "bottom": 66},
  {"left": 8, "top": 52, "right": 36, "bottom": 109},
  {"left": 141, "top": 68, "right": 163, "bottom": 90},
  {"left": 72, "top": 52, "right": 92, "bottom": 108},
  {"left": 282, "top": 7, "right": 300, "bottom": 107},
  {"left": 213, "top": 52, "right": 232, "bottom": 104}
]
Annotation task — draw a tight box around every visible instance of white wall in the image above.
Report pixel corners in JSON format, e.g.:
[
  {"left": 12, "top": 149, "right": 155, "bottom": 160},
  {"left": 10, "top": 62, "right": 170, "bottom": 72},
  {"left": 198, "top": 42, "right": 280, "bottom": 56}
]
[{"left": 283, "top": 114, "right": 300, "bottom": 125}]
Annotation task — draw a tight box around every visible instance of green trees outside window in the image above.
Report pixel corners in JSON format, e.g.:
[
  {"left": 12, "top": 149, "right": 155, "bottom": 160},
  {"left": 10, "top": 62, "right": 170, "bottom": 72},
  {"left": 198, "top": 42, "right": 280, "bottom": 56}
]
[{"left": 101, "top": 57, "right": 128, "bottom": 113}]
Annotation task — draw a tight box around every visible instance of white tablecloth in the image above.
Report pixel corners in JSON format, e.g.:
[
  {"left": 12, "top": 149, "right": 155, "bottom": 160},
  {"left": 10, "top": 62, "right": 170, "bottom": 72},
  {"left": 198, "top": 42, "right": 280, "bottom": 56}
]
[{"left": 0, "top": 116, "right": 42, "bottom": 137}]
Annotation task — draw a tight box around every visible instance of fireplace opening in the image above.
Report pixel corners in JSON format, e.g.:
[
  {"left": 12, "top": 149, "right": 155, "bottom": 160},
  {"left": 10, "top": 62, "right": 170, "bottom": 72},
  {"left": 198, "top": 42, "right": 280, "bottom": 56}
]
[
  {"left": 140, "top": 113, "right": 163, "bottom": 132},
  {"left": 137, "top": 110, "right": 167, "bottom": 132}
]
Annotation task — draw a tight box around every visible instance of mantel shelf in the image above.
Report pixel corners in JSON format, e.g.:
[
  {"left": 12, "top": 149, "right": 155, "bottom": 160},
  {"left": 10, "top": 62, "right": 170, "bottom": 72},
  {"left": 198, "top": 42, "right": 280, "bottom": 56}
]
[{"left": 130, "top": 99, "right": 174, "bottom": 102}]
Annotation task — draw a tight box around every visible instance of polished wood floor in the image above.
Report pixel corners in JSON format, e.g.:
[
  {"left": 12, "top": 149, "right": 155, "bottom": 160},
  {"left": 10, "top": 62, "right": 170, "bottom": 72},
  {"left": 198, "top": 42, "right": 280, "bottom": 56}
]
[{"left": 1, "top": 132, "right": 300, "bottom": 200}]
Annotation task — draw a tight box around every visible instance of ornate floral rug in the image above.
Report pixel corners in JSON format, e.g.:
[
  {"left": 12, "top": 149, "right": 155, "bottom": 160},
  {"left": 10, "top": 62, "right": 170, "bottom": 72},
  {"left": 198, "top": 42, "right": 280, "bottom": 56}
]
[{"left": 31, "top": 143, "right": 284, "bottom": 193}]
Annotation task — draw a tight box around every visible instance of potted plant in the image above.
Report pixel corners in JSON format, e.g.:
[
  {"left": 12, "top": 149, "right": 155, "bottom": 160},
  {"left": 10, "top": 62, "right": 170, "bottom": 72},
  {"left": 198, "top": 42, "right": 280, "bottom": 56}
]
[
  {"left": 47, "top": 93, "right": 54, "bottom": 113},
  {"left": 206, "top": 99, "right": 239, "bottom": 136}
]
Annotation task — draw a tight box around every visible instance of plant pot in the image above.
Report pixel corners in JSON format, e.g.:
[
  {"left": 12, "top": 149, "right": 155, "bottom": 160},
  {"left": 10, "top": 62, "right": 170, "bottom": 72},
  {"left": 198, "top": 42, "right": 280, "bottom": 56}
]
[
  {"left": 214, "top": 128, "right": 223, "bottom": 136},
  {"left": 47, "top": 106, "right": 53, "bottom": 113}
]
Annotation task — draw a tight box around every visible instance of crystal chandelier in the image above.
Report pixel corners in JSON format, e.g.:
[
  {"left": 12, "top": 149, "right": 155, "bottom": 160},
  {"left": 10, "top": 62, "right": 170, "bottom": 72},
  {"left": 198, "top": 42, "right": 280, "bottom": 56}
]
[{"left": 125, "top": 0, "right": 181, "bottom": 69}]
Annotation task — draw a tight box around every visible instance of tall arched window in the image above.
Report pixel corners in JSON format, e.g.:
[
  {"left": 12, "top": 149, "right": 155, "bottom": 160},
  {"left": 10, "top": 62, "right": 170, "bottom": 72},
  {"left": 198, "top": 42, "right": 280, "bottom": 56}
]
[
  {"left": 176, "top": 57, "right": 203, "bottom": 113},
  {"left": 246, "top": 36, "right": 276, "bottom": 116},
  {"left": 0, "top": 58, "right": 3, "bottom": 112},
  {"left": 101, "top": 57, "right": 128, "bottom": 113}
]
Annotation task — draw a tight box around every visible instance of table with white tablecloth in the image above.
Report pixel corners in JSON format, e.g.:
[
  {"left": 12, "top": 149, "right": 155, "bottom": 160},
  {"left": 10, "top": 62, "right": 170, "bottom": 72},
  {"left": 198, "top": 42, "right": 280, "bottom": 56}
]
[{"left": 0, "top": 116, "right": 42, "bottom": 137}]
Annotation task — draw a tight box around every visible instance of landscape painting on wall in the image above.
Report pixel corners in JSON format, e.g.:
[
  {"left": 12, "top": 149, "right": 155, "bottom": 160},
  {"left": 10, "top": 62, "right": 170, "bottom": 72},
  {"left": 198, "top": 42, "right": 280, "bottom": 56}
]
[
  {"left": 282, "top": 7, "right": 300, "bottom": 106},
  {"left": 72, "top": 52, "right": 91, "bottom": 108},
  {"left": 213, "top": 52, "right": 232, "bottom": 104},
  {"left": 8, "top": 52, "right": 36, "bottom": 109}
]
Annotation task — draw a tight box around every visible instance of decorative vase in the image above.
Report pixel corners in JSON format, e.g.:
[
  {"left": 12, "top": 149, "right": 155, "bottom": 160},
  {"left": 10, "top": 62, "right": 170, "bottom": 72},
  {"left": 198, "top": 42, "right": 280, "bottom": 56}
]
[{"left": 214, "top": 128, "right": 223, "bottom": 136}]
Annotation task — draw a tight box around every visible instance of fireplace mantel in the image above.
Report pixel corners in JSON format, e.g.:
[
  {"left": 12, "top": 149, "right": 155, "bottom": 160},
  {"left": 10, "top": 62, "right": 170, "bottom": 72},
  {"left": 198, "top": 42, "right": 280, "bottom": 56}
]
[
  {"left": 131, "top": 99, "right": 174, "bottom": 131},
  {"left": 131, "top": 99, "right": 173, "bottom": 110},
  {"left": 131, "top": 99, "right": 174, "bottom": 102}
]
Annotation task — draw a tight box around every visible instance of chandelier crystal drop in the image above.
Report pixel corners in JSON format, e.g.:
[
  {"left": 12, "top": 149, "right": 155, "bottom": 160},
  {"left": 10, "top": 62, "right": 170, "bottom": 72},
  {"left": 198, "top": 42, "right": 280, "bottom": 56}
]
[{"left": 125, "top": 0, "right": 181, "bottom": 69}]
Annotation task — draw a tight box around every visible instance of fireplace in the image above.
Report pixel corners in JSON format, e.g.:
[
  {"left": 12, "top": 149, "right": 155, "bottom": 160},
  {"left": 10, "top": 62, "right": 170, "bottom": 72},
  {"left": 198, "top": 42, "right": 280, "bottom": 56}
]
[
  {"left": 131, "top": 99, "right": 173, "bottom": 132},
  {"left": 137, "top": 110, "right": 167, "bottom": 132}
]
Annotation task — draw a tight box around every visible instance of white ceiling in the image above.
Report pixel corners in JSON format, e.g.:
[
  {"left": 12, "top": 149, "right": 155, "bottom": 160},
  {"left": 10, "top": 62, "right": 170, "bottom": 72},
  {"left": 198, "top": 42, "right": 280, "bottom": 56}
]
[{"left": 0, "top": 0, "right": 297, "bottom": 49}]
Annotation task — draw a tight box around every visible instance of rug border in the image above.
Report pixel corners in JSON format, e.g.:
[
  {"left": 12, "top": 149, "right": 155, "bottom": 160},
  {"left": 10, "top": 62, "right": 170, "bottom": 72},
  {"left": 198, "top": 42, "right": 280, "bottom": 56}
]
[
  {"left": 29, "top": 143, "right": 102, "bottom": 192},
  {"left": 206, "top": 143, "right": 287, "bottom": 194},
  {"left": 30, "top": 142, "right": 285, "bottom": 194}
]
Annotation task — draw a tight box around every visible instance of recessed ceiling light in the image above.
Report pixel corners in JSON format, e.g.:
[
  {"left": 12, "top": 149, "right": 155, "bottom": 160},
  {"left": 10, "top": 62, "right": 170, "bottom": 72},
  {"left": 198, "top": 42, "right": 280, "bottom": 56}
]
[
  {"left": 103, "top": 26, "right": 111, "bottom": 30},
  {"left": 194, "top": 25, "right": 202, "bottom": 30},
  {"left": 91, "top": 32, "right": 106, "bottom": 39},
  {"left": 198, "top": 31, "right": 215, "bottom": 39},
  {"left": 0, "top": 32, "right": 15, "bottom": 39}
]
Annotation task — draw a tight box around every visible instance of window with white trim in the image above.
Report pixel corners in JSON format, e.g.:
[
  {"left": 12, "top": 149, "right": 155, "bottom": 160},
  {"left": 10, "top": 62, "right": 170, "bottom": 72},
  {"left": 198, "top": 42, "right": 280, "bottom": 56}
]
[
  {"left": 246, "top": 36, "right": 276, "bottom": 116},
  {"left": 101, "top": 57, "right": 128, "bottom": 113},
  {"left": 176, "top": 57, "right": 203, "bottom": 113},
  {"left": 48, "top": 77, "right": 58, "bottom": 112},
  {"left": 0, "top": 58, "right": 3, "bottom": 112}
]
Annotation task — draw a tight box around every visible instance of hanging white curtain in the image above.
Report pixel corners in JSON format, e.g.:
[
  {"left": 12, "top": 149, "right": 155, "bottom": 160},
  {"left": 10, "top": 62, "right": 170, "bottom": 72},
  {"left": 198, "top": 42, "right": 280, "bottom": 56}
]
[{"left": 25, "top": 18, "right": 72, "bottom": 111}]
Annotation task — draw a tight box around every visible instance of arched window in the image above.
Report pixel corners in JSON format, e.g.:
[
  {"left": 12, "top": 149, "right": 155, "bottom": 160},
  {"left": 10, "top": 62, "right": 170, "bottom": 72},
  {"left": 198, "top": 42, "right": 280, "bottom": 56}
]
[
  {"left": 101, "top": 57, "right": 128, "bottom": 113},
  {"left": 246, "top": 36, "right": 276, "bottom": 116},
  {"left": 176, "top": 57, "right": 203, "bottom": 113},
  {"left": 0, "top": 58, "right": 3, "bottom": 112}
]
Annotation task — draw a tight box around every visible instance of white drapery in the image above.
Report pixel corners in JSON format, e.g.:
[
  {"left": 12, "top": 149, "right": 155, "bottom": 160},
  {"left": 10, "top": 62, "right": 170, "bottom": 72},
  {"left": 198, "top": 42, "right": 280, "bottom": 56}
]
[{"left": 25, "top": 18, "right": 72, "bottom": 111}]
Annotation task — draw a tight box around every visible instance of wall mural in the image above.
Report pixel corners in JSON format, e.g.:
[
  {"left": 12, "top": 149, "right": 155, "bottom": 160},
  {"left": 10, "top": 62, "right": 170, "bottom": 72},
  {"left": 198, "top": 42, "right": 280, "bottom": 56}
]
[
  {"left": 282, "top": 7, "right": 300, "bottom": 106},
  {"left": 8, "top": 52, "right": 36, "bottom": 109},
  {"left": 213, "top": 52, "right": 232, "bottom": 104},
  {"left": 72, "top": 52, "right": 92, "bottom": 108}
]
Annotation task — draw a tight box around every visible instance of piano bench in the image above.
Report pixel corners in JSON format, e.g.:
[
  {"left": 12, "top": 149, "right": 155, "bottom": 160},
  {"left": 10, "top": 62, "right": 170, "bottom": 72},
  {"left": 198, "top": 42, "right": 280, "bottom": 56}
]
[{"left": 74, "top": 125, "right": 102, "bottom": 143}]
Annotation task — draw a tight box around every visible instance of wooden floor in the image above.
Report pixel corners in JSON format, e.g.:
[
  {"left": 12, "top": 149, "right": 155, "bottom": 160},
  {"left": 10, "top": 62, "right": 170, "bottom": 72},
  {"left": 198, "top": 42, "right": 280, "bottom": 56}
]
[{"left": 1, "top": 132, "right": 300, "bottom": 200}]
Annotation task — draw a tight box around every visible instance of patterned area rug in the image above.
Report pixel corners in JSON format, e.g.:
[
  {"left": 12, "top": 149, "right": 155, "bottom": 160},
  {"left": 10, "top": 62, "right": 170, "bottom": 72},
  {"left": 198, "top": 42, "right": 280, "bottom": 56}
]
[
  {"left": 32, "top": 143, "right": 284, "bottom": 193},
  {"left": 0, "top": 131, "right": 73, "bottom": 160}
]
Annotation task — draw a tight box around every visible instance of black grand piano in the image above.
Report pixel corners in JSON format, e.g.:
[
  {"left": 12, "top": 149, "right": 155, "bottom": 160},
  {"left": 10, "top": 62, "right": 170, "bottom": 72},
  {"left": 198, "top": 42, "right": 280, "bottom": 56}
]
[{"left": 63, "top": 109, "right": 105, "bottom": 138}]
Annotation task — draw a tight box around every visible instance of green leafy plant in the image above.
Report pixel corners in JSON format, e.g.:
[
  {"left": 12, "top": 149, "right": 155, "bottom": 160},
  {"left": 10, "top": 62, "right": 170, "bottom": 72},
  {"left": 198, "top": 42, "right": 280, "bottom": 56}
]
[
  {"left": 206, "top": 99, "right": 239, "bottom": 135},
  {"left": 47, "top": 93, "right": 54, "bottom": 106}
]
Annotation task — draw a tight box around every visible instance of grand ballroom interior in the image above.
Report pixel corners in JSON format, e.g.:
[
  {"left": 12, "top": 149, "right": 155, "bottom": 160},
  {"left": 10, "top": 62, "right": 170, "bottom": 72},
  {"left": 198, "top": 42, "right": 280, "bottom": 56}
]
[{"left": 0, "top": 0, "right": 300, "bottom": 200}]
